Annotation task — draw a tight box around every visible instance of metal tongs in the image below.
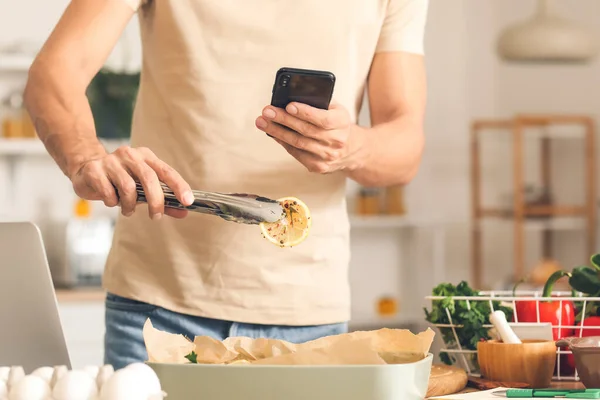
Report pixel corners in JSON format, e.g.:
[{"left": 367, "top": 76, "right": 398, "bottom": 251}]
[{"left": 133, "top": 182, "right": 285, "bottom": 225}]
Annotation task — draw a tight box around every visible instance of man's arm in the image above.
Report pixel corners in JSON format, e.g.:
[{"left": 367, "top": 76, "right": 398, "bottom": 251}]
[
  {"left": 346, "top": 51, "right": 426, "bottom": 187},
  {"left": 24, "top": 0, "right": 193, "bottom": 219},
  {"left": 255, "top": 55, "right": 426, "bottom": 187},
  {"left": 24, "top": 0, "right": 134, "bottom": 178},
  {"left": 255, "top": 0, "right": 428, "bottom": 187}
]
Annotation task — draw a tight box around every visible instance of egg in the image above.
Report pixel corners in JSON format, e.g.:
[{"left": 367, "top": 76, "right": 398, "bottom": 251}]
[
  {"left": 0, "top": 367, "right": 9, "bottom": 382},
  {"left": 52, "top": 370, "right": 98, "bottom": 400},
  {"left": 6, "top": 367, "right": 24, "bottom": 390},
  {"left": 50, "top": 366, "right": 68, "bottom": 389},
  {"left": 96, "top": 365, "right": 114, "bottom": 391},
  {"left": 7, "top": 375, "right": 51, "bottom": 400},
  {"left": 31, "top": 367, "right": 54, "bottom": 383},
  {"left": 125, "top": 363, "right": 162, "bottom": 394},
  {"left": 100, "top": 368, "right": 164, "bottom": 400}
]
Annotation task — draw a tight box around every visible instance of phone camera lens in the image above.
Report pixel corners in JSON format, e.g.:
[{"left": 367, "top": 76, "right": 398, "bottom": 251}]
[{"left": 281, "top": 75, "right": 290, "bottom": 87}]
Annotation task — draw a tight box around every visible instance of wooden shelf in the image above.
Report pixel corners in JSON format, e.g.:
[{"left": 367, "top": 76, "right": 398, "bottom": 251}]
[
  {"left": 0, "top": 138, "right": 129, "bottom": 156},
  {"left": 473, "top": 114, "right": 593, "bottom": 129},
  {"left": 472, "top": 116, "right": 589, "bottom": 139},
  {"left": 350, "top": 215, "right": 412, "bottom": 228},
  {"left": 349, "top": 215, "right": 448, "bottom": 229},
  {"left": 55, "top": 288, "right": 105, "bottom": 303},
  {"left": 479, "top": 205, "right": 587, "bottom": 218},
  {"left": 471, "top": 114, "right": 597, "bottom": 288},
  {"left": 479, "top": 216, "right": 586, "bottom": 231},
  {"left": 0, "top": 55, "right": 33, "bottom": 72},
  {"left": 0, "top": 138, "right": 45, "bottom": 155}
]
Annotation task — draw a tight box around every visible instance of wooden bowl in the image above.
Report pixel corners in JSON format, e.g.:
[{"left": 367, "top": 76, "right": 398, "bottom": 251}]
[{"left": 477, "top": 339, "right": 556, "bottom": 388}]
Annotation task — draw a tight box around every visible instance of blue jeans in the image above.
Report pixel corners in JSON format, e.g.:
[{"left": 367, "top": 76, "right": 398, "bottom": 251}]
[{"left": 104, "top": 293, "right": 348, "bottom": 369}]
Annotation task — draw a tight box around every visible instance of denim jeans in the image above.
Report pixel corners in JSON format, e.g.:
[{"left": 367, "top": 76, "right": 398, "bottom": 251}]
[{"left": 104, "top": 293, "right": 349, "bottom": 369}]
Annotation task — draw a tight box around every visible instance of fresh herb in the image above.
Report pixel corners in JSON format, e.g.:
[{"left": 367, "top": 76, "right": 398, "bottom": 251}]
[
  {"left": 424, "top": 281, "right": 513, "bottom": 365},
  {"left": 185, "top": 351, "right": 198, "bottom": 364}
]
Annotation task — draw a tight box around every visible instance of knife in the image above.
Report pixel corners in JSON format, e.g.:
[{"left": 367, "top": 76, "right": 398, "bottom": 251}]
[{"left": 493, "top": 389, "right": 600, "bottom": 398}]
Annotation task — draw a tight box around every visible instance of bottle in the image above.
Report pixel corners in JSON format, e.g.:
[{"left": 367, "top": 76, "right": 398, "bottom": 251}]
[
  {"left": 65, "top": 198, "right": 114, "bottom": 287},
  {"left": 1, "top": 91, "right": 36, "bottom": 139}
]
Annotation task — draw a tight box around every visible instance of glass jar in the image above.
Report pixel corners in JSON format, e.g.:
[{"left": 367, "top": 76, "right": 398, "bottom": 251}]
[
  {"left": 356, "top": 187, "right": 382, "bottom": 215},
  {"left": 384, "top": 185, "right": 406, "bottom": 215},
  {"left": 1, "top": 90, "right": 36, "bottom": 139}
]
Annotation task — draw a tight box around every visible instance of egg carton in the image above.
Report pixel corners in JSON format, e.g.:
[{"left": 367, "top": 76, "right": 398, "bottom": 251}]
[{"left": 0, "top": 363, "right": 166, "bottom": 400}]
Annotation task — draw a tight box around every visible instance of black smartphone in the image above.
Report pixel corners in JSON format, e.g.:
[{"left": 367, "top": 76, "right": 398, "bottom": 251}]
[{"left": 270, "top": 67, "right": 336, "bottom": 110}]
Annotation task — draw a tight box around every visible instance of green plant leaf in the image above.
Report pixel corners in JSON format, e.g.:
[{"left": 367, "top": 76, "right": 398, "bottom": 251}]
[
  {"left": 591, "top": 254, "right": 600, "bottom": 272},
  {"left": 569, "top": 266, "right": 600, "bottom": 295},
  {"left": 423, "top": 281, "right": 510, "bottom": 364},
  {"left": 185, "top": 351, "right": 198, "bottom": 364}
]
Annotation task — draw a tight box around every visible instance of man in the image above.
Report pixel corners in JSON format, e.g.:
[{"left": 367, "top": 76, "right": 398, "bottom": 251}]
[{"left": 24, "top": 0, "right": 428, "bottom": 369}]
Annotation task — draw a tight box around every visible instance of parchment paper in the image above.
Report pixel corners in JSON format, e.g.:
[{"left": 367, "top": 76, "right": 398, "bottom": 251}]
[{"left": 143, "top": 318, "right": 435, "bottom": 366}]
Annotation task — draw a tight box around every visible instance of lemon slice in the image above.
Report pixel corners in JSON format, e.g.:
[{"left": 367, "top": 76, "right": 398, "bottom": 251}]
[{"left": 259, "top": 197, "right": 311, "bottom": 247}]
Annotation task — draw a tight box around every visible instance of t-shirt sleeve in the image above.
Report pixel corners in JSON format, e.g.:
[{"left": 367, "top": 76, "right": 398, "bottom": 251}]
[{"left": 375, "top": 0, "right": 429, "bottom": 55}]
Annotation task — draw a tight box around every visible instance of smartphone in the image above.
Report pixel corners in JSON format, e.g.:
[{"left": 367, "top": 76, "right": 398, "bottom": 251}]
[{"left": 270, "top": 67, "right": 336, "bottom": 110}]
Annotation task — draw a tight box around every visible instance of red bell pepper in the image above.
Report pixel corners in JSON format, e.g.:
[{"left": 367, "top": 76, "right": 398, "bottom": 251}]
[
  {"left": 513, "top": 270, "right": 576, "bottom": 375},
  {"left": 513, "top": 270, "right": 575, "bottom": 340},
  {"left": 580, "top": 316, "right": 600, "bottom": 337},
  {"left": 556, "top": 254, "right": 600, "bottom": 375}
]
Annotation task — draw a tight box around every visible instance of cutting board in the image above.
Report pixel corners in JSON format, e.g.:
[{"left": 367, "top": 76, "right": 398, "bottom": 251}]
[{"left": 426, "top": 364, "right": 468, "bottom": 398}]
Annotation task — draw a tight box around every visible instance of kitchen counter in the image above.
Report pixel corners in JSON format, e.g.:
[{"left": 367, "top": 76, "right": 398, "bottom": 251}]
[
  {"left": 53, "top": 290, "right": 106, "bottom": 368},
  {"left": 55, "top": 287, "right": 105, "bottom": 302}
]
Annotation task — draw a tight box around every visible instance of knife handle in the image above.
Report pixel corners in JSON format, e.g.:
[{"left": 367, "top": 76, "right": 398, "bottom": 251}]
[
  {"left": 506, "top": 388, "right": 590, "bottom": 398},
  {"left": 505, "top": 389, "right": 533, "bottom": 397}
]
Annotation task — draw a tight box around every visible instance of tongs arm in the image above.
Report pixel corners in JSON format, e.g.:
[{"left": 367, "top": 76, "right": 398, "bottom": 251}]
[{"left": 132, "top": 182, "right": 284, "bottom": 224}]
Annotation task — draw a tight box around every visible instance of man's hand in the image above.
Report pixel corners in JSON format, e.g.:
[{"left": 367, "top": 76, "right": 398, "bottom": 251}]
[
  {"left": 255, "top": 101, "right": 369, "bottom": 174},
  {"left": 71, "top": 146, "right": 194, "bottom": 220},
  {"left": 257, "top": 52, "right": 426, "bottom": 187}
]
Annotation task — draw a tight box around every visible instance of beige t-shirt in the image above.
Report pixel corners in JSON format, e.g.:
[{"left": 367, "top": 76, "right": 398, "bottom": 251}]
[{"left": 104, "top": 0, "right": 428, "bottom": 326}]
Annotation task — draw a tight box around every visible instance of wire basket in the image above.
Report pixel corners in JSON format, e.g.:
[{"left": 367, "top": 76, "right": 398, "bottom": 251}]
[{"left": 424, "top": 290, "right": 600, "bottom": 382}]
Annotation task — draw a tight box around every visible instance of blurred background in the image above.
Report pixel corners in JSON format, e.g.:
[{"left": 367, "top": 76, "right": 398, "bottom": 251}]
[{"left": 0, "top": 0, "right": 599, "bottom": 367}]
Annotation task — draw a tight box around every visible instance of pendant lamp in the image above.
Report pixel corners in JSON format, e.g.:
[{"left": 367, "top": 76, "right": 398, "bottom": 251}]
[{"left": 496, "top": 0, "right": 598, "bottom": 63}]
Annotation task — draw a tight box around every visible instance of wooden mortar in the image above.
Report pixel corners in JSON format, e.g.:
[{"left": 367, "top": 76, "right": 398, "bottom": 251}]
[{"left": 477, "top": 339, "right": 557, "bottom": 388}]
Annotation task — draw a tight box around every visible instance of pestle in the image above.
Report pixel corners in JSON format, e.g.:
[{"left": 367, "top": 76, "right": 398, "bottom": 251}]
[{"left": 490, "top": 310, "right": 522, "bottom": 344}]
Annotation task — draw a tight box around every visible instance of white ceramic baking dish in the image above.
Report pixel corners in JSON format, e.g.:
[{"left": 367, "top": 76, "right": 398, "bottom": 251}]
[{"left": 148, "top": 353, "right": 433, "bottom": 400}]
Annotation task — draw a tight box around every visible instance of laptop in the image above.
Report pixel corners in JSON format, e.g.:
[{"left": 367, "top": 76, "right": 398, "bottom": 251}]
[{"left": 0, "top": 221, "right": 71, "bottom": 372}]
